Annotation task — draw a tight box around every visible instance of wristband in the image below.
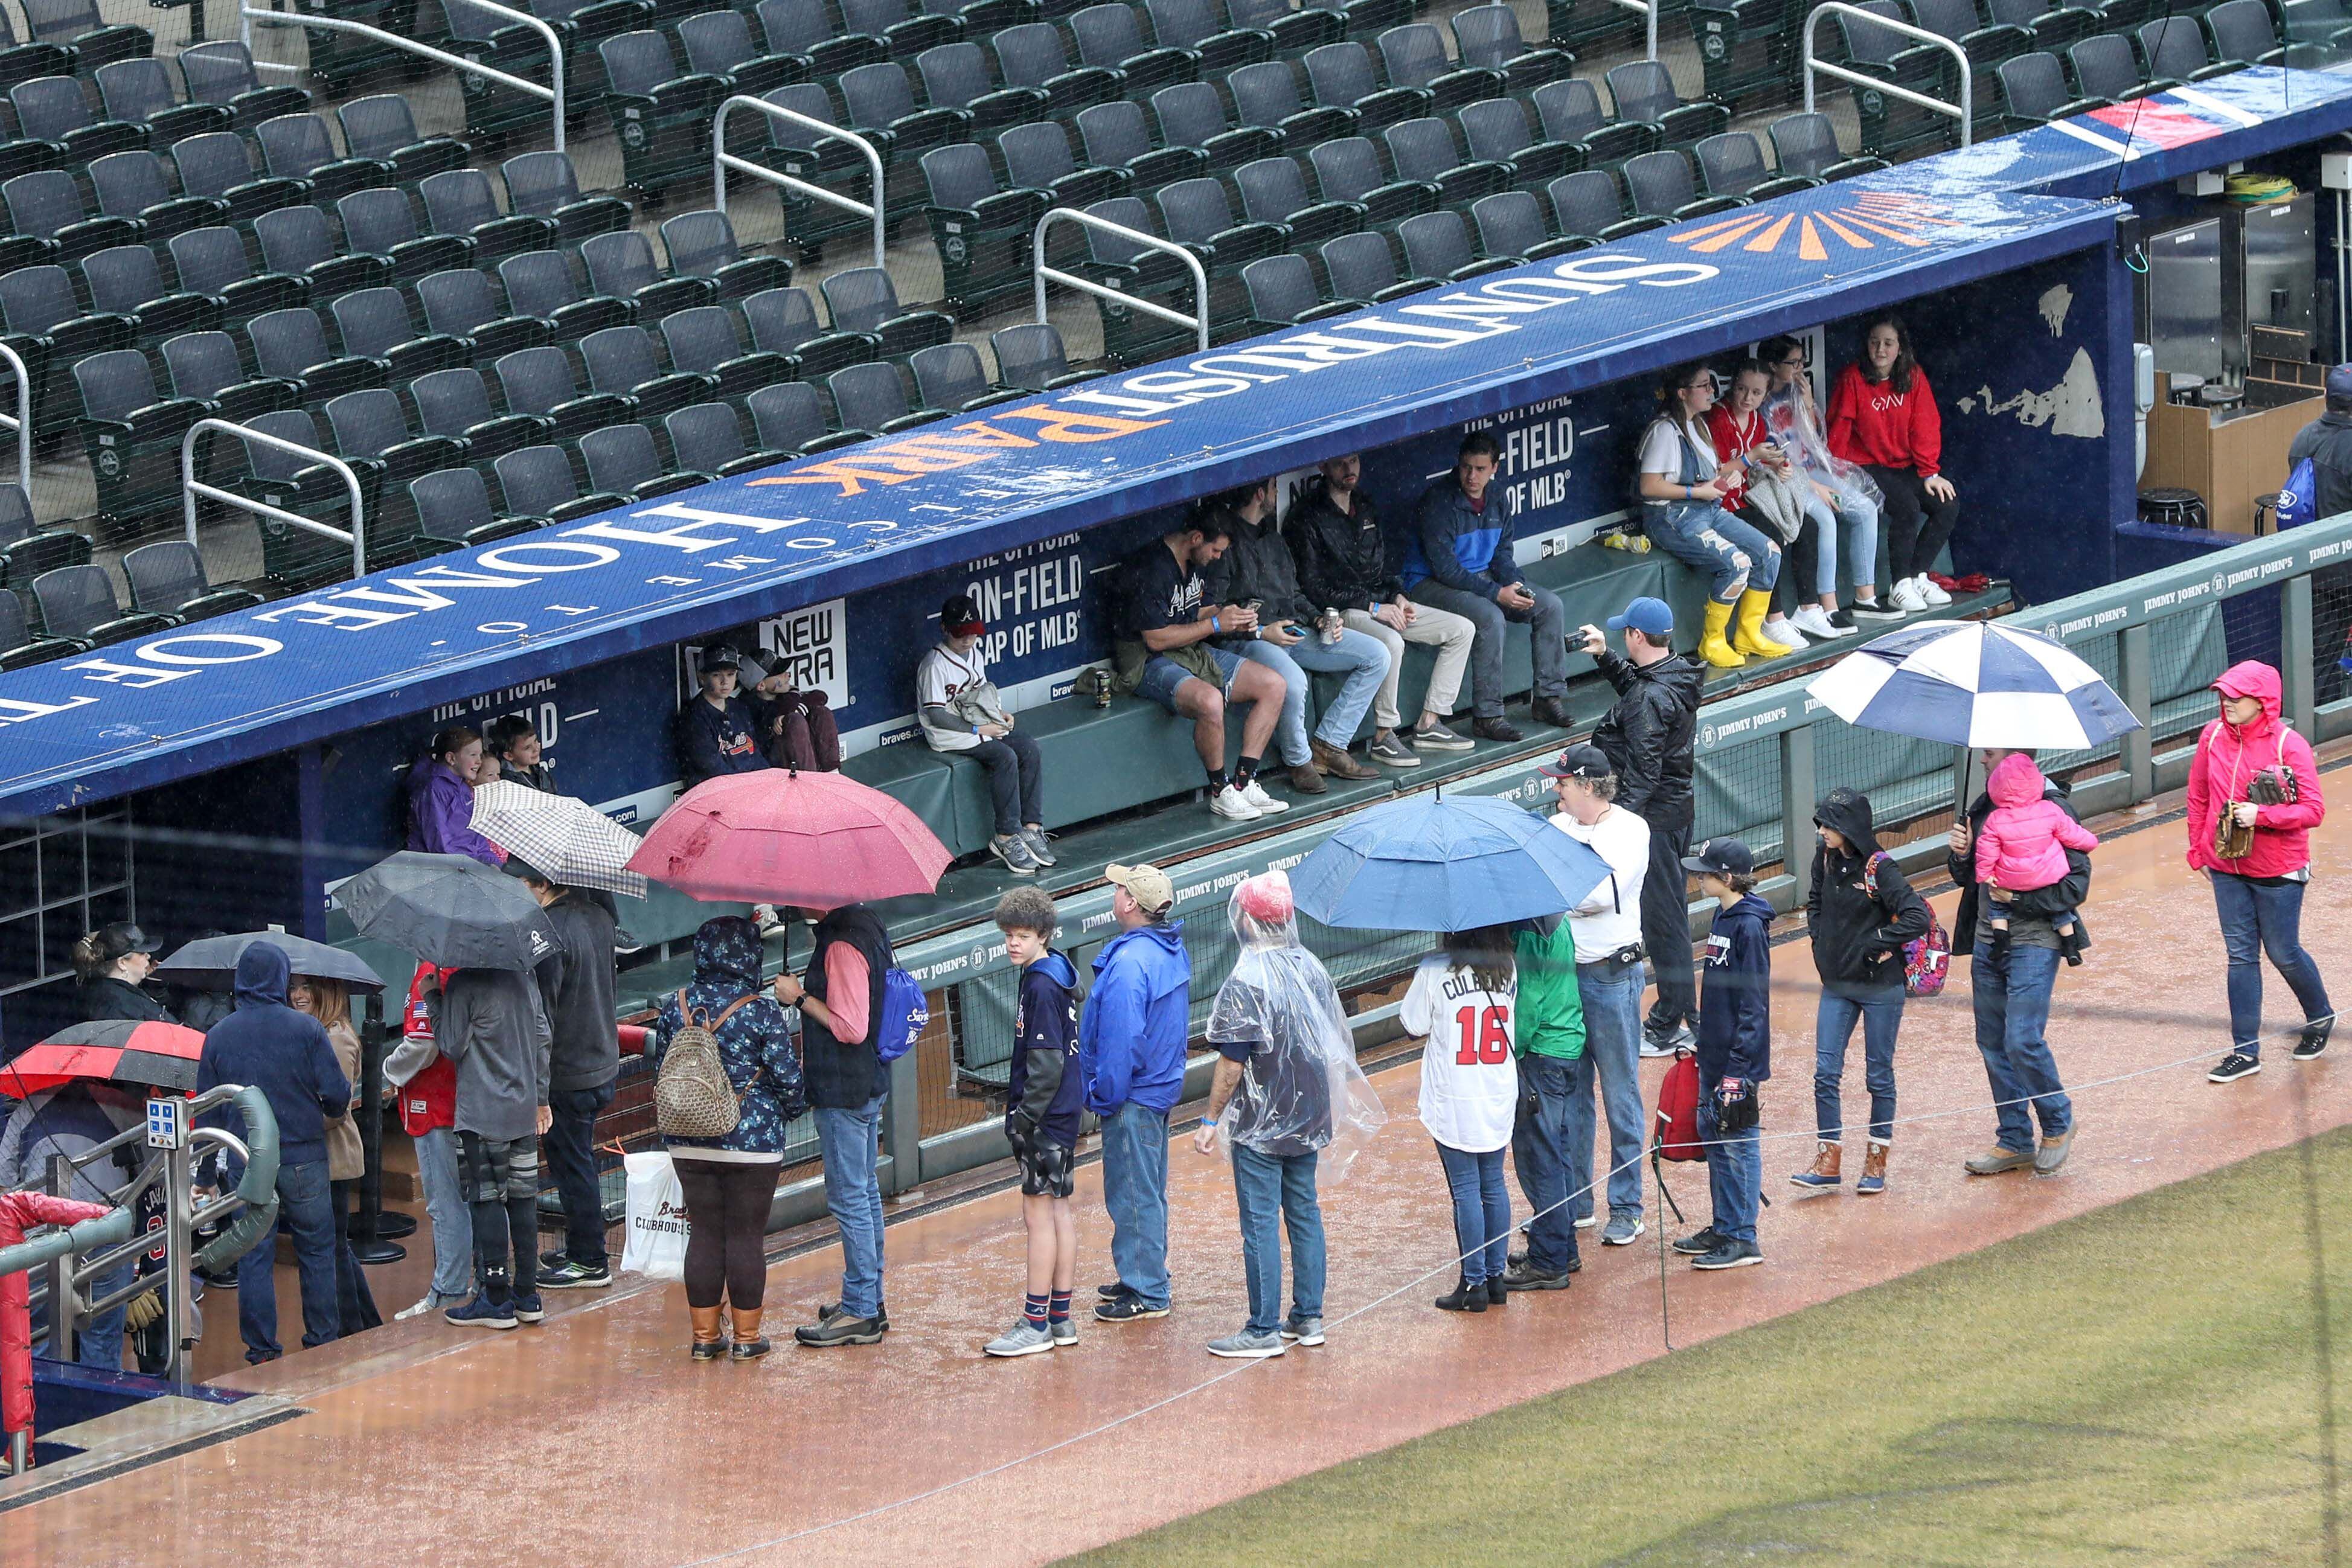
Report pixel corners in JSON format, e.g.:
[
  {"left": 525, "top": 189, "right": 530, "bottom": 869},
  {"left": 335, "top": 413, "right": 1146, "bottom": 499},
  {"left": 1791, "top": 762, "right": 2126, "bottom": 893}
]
[{"left": 1211, "top": 613, "right": 1222, "bottom": 632}]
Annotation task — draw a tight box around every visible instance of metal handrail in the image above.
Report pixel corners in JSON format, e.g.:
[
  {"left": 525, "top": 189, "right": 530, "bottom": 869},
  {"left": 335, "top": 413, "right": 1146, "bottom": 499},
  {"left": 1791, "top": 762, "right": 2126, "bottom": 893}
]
[
  {"left": 241, "top": 0, "right": 567, "bottom": 153},
  {"left": 713, "top": 94, "right": 886, "bottom": 274},
  {"left": 0, "top": 342, "right": 28, "bottom": 498},
  {"left": 1033, "top": 207, "right": 1209, "bottom": 354},
  {"left": 1803, "top": 1, "right": 1973, "bottom": 149},
  {"left": 1601, "top": 0, "right": 1658, "bottom": 61},
  {"left": 183, "top": 417, "right": 368, "bottom": 582}
]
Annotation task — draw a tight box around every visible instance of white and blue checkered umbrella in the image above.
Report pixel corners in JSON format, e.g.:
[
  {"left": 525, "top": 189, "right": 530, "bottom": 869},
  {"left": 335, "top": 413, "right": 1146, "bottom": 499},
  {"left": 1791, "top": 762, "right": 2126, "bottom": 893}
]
[{"left": 1806, "top": 619, "right": 2142, "bottom": 750}]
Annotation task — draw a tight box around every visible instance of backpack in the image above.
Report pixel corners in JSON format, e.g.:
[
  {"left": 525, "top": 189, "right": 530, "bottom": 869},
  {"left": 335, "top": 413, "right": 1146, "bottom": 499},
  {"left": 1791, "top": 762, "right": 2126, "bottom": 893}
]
[
  {"left": 2278, "top": 455, "right": 2318, "bottom": 530},
  {"left": 654, "top": 990, "right": 759, "bottom": 1138},
  {"left": 874, "top": 965, "right": 929, "bottom": 1064},
  {"left": 1653, "top": 1049, "right": 1703, "bottom": 1163},
  {"left": 1863, "top": 853, "right": 1949, "bottom": 998}
]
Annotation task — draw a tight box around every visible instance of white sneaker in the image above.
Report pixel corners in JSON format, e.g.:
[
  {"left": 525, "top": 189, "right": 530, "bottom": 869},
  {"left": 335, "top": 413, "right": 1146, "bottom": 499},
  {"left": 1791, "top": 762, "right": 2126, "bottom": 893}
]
[
  {"left": 1240, "top": 779, "right": 1288, "bottom": 814},
  {"left": 1760, "top": 614, "right": 1808, "bottom": 648},
  {"left": 1790, "top": 604, "right": 1842, "bottom": 639},
  {"left": 1890, "top": 577, "right": 1927, "bottom": 612},
  {"left": 1210, "top": 784, "right": 1261, "bottom": 821},
  {"left": 1917, "top": 574, "right": 1952, "bottom": 606}
]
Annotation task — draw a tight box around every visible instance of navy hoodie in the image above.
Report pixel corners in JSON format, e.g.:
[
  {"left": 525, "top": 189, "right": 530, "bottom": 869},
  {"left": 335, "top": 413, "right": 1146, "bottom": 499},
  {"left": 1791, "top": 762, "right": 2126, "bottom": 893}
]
[
  {"left": 1695, "top": 893, "right": 1774, "bottom": 1086},
  {"left": 1007, "top": 950, "right": 1083, "bottom": 1147},
  {"left": 196, "top": 942, "right": 351, "bottom": 1166}
]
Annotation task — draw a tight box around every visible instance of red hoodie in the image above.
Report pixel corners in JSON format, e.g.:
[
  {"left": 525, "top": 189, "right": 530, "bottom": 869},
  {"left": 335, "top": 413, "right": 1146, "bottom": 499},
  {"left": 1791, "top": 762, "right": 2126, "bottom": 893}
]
[
  {"left": 2185, "top": 661, "right": 2325, "bottom": 878},
  {"left": 1827, "top": 362, "right": 1942, "bottom": 477}
]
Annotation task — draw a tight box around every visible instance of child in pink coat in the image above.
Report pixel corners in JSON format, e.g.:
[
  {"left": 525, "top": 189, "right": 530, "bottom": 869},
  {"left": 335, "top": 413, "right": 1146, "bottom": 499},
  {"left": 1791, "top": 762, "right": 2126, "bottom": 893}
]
[{"left": 1976, "top": 752, "right": 2099, "bottom": 949}]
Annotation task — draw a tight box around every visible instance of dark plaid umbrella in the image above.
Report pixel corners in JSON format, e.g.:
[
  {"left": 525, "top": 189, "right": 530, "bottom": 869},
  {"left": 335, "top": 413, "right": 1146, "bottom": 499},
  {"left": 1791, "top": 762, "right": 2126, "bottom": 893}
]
[
  {"left": 2, "top": 1020, "right": 209, "bottom": 1094},
  {"left": 153, "top": 931, "right": 389, "bottom": 994},
  {"left": 335, "top": 851, "right": 559, "bottom": 971}
]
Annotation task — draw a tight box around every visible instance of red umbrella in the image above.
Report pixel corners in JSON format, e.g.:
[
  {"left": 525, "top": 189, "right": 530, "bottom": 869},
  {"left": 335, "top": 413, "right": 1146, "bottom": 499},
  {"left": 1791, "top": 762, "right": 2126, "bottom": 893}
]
[
  {"left": 627, "top": 769, "right": 952, "bottom": 908},
  {"left": 2, "top": 1020, "right": 209, "bottom": 1095}
]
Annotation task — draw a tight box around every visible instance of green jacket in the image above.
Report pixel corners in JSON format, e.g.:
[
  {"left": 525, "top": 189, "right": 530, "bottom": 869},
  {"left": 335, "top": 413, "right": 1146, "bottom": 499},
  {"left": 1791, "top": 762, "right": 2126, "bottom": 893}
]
[{"left": 1513, "top": 923, "right": 1585, "bottom": 1060}]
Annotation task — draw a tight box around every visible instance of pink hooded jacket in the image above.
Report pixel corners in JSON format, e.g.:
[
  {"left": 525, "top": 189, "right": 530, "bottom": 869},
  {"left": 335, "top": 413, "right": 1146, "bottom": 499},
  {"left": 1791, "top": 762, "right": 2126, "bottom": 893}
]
[
  {"left": 2185, "top": 661, "right": 2325, "bottom": 878},
  {"left": 1976, "top": 753, "right": 2099, "bottom": 894}
]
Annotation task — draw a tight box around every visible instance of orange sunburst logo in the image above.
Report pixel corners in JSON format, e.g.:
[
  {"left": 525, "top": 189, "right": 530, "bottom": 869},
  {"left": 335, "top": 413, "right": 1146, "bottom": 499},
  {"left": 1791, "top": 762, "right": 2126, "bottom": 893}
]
[{"left": 1665, "top": 191, "right": 1960, "bottom": 261}]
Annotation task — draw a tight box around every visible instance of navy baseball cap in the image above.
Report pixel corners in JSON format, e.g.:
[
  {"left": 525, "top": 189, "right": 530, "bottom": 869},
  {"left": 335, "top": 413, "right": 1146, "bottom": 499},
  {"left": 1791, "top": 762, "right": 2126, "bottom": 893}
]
[
  {"left": 1537, "top": 742, "right": 1615, "bottom": 780},
  {"left": 1682, "top": 837, "right": 1756, "bottom": 877},
  {"left": 2331, "top": 363, "right": 2352, "bottom": 402},
  {"left": 1607, "top": 596, "right": 1674, "bottom": 638}
]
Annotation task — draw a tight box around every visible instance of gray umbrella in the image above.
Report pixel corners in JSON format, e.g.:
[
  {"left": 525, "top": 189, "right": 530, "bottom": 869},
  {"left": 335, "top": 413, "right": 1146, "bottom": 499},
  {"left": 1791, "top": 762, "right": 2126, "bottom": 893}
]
[
  {"left": 153, "top": 932, "right": 389, "bottom": 994},
  {"left": 334, "top": 852, "right": 559, "bottom": 971}
]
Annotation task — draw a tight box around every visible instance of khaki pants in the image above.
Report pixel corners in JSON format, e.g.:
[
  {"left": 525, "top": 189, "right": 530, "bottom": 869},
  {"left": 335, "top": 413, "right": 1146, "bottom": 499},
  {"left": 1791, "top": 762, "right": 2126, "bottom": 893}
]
[{"left": 1343, "top": 603, "right": 1476, "bottom": 730}]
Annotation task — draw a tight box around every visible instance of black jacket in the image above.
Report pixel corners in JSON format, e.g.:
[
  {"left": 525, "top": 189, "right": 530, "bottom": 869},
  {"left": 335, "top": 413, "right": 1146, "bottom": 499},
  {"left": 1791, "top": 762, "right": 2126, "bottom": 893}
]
[
  {"left": 803, "top": 903, "right": 893, "bottom": 1110},
  {"left": 1287, "top": 478, "right": 1399, "bottom": 613},
  {"left": 2289, "top": 409, "right": 2352, "bottom": 521},
  {"left": 533, "top": 891, "right": 620, "bottom": 1093},
  {"left": 1200, "top": 511, "right": 1317, "bottom": 634},
  {"left": 1807, "top": 788, "right": 1930, "bottom": 996},
  {"left": 1948, "top": 772, "right": 2087, "bottom": 951},
  {"left": 1590, "top": 649, "right": 1704, "bottom": 827},
  {"left": 79, "top": 975, "right": 174, "bottom": 1023}
]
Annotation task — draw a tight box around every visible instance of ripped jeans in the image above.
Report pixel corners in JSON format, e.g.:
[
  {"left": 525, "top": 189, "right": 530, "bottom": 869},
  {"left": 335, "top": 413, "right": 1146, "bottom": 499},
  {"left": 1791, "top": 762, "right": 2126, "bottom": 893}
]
[{"left": 1643, "top": 500, "right": 1781, "bottom": 601}]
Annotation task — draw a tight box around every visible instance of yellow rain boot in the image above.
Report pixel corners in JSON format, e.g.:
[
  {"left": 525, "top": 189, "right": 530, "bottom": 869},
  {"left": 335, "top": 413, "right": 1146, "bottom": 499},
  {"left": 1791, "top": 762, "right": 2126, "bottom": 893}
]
[
  {"left": 1699, "top": 599, "right": 1745, "bottom": 669},
  {"left": 1732, "top": 588, "right": 1795, "bottom": 659}
]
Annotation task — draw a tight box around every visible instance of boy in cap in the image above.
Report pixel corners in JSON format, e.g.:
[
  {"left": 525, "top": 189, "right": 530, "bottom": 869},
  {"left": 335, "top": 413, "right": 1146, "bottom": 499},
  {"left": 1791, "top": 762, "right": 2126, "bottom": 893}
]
[
  {"left": 1081, "top": 863, "right": 1191, "bottom": 1320},
  {"left": 983, "top": 888, "right": 1085, "bottom": 1357},
  {"left": 917, "top": 594, "right": 1053, "bottom": 876},
  {"left": 1676, "top": 838, "right": 1772, "bottom": 1270},
  {"left": 676, "top": 646, "right": 771, "bottom": 785}
]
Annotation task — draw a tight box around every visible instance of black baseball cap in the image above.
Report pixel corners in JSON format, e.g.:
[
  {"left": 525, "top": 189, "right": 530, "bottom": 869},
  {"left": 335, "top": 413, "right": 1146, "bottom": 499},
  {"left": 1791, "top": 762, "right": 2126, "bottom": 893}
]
[
  {"left": 942, "top": 594, "right": 985, "bottom": 636},
  {"left": 1537, "top": 743, "right": 1615, "bottom": 781},
  {"left": 98, "top": 921, "right": 162, "bottom": 959},
  {"left": 1681, "top": 837, "right": 1755, "bottom": 877},
  {"left": 699, "top": 645, "right": 742, "bottom": 673}
]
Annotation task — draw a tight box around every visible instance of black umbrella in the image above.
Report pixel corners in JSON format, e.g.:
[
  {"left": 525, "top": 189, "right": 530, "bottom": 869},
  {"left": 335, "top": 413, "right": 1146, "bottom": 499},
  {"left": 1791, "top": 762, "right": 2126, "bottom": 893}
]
[
  {"left": 335, "top": 852, "right": 559, "bottom": 971},
  {"left": 153, "top": 931, "right": 390, "bottom": 994}
]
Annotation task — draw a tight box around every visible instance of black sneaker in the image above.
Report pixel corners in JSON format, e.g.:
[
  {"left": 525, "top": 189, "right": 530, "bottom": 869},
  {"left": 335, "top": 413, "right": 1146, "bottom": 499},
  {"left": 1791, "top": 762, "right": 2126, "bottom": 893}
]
[
  {"left": 795, "top": 1311, "right": 885, "bottom": 1347},
  {"left": 1531, "top": 696, "right": 1569, "bottom": 729},
  {"left": 1692, "top": 1240, "right": 1763, "bottom": 1270},
  {"left": 1095, "top": 1293, "right": 1170, "bottom": 1322},
  {"left": 2208, "top": 1051, "right": 2261, "bottom": 1084},
  {"left": 1095, "top": 1281, "right": 1128, "bottom": 1300},
  {"left": 538, "top": 1258, "right": 612, "bottom": 1290},
  {"left": 813, "top": 1299, "right": 891, "bottom": 1333},
  {"left": 1499, "top": 1258, "right": 1572, "bottom": 1292},
  {"left": 1472, "top": 716, "right": 1522, "bottom": 743},
  {"left": 1671, "top": 1227, "right": 1723, "bottom": 1256},
  {"left": 2296, "top": 1016, "right": 2335, "bottom": 1061}
]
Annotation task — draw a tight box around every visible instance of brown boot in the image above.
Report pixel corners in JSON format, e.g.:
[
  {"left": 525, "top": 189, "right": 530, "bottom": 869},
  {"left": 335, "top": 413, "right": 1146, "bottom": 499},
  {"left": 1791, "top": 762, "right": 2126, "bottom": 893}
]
[
  {"left": 1310, "top": 738, "right": 1378, "bottom": 780},
  {"left": 690, "top": 1305, "right": 727, "bottom": 1361},
  {"left": 729, "top": 1307, "right": 771, "bottom": 1360},
  {"left": 1791, "top": 1142, "right": 1841, "bottom": 1192},
  {"left": 1858, "top": 1141, "right": 1889, "bottom": 1194},
  {"left": 1286, "top": 761, "right": 1328, "bottom": 795}
]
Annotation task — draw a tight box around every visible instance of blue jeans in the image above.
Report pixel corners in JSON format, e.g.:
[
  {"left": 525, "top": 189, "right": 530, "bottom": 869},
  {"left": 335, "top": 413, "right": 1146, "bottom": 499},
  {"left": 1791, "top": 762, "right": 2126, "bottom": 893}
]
[
  {"left": 1971, "top": 938, "right": 2071, "bottom": 1149},
  {"left": 1815, "top": 987, "right": 1905, "bottom": 1143},
  {"left": 1566, "top": 959, "right": 1646, "bottom": 1223},
  {"left": 415, "top": 1125, "right": 473, "bottom": 1302},
  {"left": 1643, "top": 499, "right": 1780, "bottom": 599},
  {"left": 1435, "top": 1142, "right": 1510, "bottom": 1284},
  {"left": 1510, "top": 1053, "right": 1582, "bottom": 1275},
  {"left": 2211, "top": 871, "right": 2333, "bottom": 1057},
  {"left": 813, "top": 1094, "right": 887, "bottom": 1318},
  {"left": 1696, "top": 1078, "right": 1761, "bottom": 1245},
  {"left": 1230, "top": 1145, "right": 1323, "bottom": 1334},
  {"left": 237, "top": 1157, "right": 339, "bottom": 1363},
  {"left": 1798, "top": 487, "right": 1879, "bottom": 596},
  {"left": 1237, "top": 627, "right": 1388, "bottom": 766},
  {"left": 1101, "top": 1101, "right": 1170, "bottom": 1309}
]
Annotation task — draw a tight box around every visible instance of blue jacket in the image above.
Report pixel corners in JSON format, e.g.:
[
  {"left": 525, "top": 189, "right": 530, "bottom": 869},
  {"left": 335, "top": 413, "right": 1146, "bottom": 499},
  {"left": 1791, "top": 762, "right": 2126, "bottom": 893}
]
[
  {"left": 1399, "top": 480, "right": 1522, "bottom": 600},
  {"left": 196, "top": 942, "right": 352, "bottom": 1167},
  {"left": 1696, "top": 893, "right": 1774, "bottom": 1086},
  {"left": 647, "top": 916, "right": 809, "bottom": 1159},
  {"left": 1079, "top": 920, "right": 1190, "bottom": 1116},
  {"left": 1007, "top": 950, "right": 1084, "bottom": 1147}
]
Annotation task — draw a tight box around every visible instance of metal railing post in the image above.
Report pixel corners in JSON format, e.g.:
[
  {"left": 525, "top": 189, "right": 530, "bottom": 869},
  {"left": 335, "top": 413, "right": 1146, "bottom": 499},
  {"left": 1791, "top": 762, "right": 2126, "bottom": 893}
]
[
  {"left": 713, "top": 94, "right": 886, "bottom": 274},
  {"left": 2284, "top": 573, "right": 2317, "bottom": 735},
  {"left": 183, "top": 417, "right": 368, "bottom": 582},
  {"left": 1033, "top": 207, "right": 1210, "bottom": 354},
  {"left": 1778, "top": 723, "right": 1816, "bottom": 905},
  {"left": 2119, "top": 621, "right": 2154, "bottom": 802},
  {"left": 1600, "top": 0, "right": 1656, "bottom": 60},
  {"left": 1804, "top": 1, "right": 1973, "bottom": 149},
  {"left": 0, "top": 341, "right": 30, "bottom": 498},
  {"left": 242, "top": 0, "right": 566, "bottom": 153}
]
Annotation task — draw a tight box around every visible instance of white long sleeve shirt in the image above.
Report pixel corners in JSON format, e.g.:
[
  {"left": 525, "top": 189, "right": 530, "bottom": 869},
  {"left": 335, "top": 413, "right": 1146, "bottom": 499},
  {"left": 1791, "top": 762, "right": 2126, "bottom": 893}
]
[{"left": 1553, "top": 806, "right": 1650, "bottom": 959}]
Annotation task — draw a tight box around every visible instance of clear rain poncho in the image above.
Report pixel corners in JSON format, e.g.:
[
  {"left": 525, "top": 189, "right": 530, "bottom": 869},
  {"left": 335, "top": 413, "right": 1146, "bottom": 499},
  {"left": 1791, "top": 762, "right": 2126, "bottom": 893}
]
[
  {"left": 1763, "top": 373, "right": 1883, "bottom": 515},
  {"left": 1203, "top": 872, "right": 1386, "bottom": 1178}
]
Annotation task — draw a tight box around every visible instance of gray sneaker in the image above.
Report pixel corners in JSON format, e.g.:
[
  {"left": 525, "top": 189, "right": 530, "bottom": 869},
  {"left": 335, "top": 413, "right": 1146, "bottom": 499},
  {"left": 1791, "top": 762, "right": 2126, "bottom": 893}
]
[
  {"left": 984, "top": 1317, "right": 1057, "bottom": 1357},
  {"left": 1280, "top": 1316, "right": 1325, "bottom": 1346},
  {"left": 1368, "top": 732, "right": 1422, "bottom": 768},
  {"left": 1602, "top": 1213, "right": 1645, "bottom": 1246},
  {"left": 1407, "top": 720, "right": 1474, "bottom": 752},
  {"left": 1020, "top": 826, "right": 1057, "bottom": 866},
  {"left": 1049, "top": 1316, "right": 1078, "bottom": 1347},
  {"left": 990, "top": 833, "right": 1041, "bottom": 875},
  {"left": 1206, "top": 1328, "right": 1288, "bottom": 1358}
]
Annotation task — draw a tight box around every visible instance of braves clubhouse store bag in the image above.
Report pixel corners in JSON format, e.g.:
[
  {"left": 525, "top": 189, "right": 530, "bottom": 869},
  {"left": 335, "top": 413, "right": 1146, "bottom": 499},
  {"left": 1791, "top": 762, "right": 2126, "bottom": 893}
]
[{"left": 621, "top": 1151, "right": 688, "bottom": 1282}]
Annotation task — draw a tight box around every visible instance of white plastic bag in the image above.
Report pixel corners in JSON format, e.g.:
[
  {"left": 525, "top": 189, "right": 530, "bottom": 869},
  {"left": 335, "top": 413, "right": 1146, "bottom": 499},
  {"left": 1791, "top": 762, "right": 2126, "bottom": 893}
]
[{"left": 621, "top": 1150, "right": 689, "bottom": 1282}]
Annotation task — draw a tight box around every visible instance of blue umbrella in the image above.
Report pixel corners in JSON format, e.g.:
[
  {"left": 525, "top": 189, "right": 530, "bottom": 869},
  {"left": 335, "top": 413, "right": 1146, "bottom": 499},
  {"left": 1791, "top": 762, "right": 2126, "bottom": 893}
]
[{"left": 1291, "top": 793, "right": 1612, "bottom": 932}]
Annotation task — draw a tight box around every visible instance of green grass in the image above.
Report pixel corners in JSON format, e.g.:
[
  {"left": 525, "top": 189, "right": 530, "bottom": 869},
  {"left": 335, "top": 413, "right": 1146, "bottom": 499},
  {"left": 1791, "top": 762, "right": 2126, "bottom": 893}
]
[{"left": 1071, "top": 1129, "right": 2352, "bottom": 1567}]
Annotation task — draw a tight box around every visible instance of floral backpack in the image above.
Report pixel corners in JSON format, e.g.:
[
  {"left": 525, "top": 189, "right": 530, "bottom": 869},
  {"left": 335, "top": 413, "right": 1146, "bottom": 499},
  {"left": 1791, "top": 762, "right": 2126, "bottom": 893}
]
[{"left": 1863, "top": 853, "right": 1949, "bottom": 999}]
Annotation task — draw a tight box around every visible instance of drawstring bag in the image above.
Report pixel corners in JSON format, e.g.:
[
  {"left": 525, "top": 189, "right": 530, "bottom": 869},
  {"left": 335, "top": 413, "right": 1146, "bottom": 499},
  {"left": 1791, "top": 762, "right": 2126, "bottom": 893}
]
[{"left": 654, "top": 990, "right": 758, "bottom": 1138}]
